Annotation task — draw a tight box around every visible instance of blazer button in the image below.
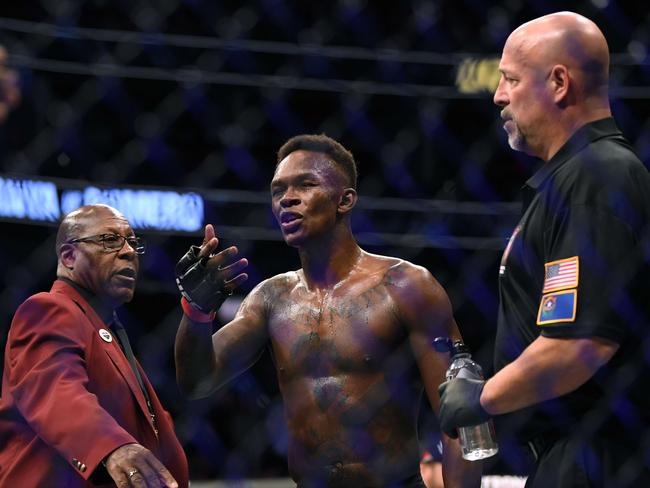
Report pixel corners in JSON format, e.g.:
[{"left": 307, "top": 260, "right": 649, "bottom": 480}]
[{"left": 71, "top": 458, "right": 86, "bottom": 472}]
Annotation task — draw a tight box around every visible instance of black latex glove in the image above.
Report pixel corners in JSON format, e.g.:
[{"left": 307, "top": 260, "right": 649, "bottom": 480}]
[
  {"left": 175, "top": 245, "right": 232, "bottom": 313},
  {"left": 438, "top": 378, "right": 490, "bottom": 439}
]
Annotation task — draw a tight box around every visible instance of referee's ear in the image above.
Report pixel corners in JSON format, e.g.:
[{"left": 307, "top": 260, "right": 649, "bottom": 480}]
[{"left": 550, "top": 64, "right": 571, "bottom": 105}]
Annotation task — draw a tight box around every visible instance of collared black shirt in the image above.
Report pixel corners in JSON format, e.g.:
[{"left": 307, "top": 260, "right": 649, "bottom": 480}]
[
  {"left": 495, "top": 118, "right": 650, "bottom": 441},
  {"left": 56, "top": 276, "right": 113, "bottom": 324}
]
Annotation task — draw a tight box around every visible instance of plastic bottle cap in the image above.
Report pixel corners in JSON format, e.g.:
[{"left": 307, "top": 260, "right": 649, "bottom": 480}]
[{"left": 450, "top": 341, "right": 470, "bottom": 356}]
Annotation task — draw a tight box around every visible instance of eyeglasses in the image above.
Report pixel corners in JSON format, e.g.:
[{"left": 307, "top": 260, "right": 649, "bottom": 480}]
[{"left": 67, "top": 234, "right": 146, "bottom": 255}]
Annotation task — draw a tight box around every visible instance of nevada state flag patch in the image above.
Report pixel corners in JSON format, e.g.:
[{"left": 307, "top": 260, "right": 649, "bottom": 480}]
[{"left": 537, "top": 289, "right": 577, "bottom": 325}]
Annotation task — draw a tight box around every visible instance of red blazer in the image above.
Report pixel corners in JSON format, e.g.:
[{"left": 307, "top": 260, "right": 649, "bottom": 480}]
[{"left": 0, "top": 280, "right": 188, "bottom": 487}]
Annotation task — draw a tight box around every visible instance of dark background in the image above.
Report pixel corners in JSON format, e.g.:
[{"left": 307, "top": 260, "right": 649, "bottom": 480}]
[{"left": 1, "top": 0, "right": 650, "bottom": 480}]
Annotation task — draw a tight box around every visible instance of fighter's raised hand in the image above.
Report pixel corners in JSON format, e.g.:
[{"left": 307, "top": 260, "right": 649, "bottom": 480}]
[{"left": 175, "top": 224, "right": 248, "bottom": 320}]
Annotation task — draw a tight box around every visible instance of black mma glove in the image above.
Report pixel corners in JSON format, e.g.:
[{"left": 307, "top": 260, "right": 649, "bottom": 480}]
[
  {"left": 175, "top": 245, "right": 232, "bottom": 317},
  {"left": 438, "top": 378, "right": 490, "bottom": 439}
]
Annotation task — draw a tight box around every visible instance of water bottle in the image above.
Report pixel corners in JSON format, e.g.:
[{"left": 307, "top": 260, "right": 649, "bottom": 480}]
[{"left": 434, "top": 337, "right": 498, "bottom": 461}]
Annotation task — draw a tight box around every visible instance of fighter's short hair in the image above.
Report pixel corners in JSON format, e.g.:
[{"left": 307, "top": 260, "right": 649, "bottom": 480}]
[{"left": 276, "top": 134, "right": 358, "bottom": 189}]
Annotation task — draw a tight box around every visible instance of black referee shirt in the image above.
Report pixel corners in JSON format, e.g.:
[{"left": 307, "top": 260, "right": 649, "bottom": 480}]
[{"left": 494, "top": 117, "right": 650, "bottom": 441}]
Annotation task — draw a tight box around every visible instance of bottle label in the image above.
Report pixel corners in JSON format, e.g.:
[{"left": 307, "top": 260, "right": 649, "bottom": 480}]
[{"left": 454, "top": 364, "right": 482, "bottom": 380}]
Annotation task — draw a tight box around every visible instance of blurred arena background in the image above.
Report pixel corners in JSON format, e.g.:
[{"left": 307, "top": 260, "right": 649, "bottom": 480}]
[{"left": 1, "top": 0, "right": 649, "bottom": 484}]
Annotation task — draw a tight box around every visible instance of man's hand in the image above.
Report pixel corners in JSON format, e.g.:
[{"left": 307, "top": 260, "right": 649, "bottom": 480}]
[
  {"left": 176, "top": 224, "right": 248, "bottom": 315},
  {"left": 438, "top": 378, "right": 490, "bottom": 438},
  {"left": 104, "top": 443, "right": 178, "bottom": 487}
]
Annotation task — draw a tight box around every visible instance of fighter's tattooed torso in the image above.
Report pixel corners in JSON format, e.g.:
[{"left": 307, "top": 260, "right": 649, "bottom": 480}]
[{"left": 257, "top": 254, "right": 425, "bottom": 485}]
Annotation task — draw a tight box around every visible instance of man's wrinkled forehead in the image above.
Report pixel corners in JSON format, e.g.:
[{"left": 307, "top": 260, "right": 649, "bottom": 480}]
[
  {"left": 501, "top": 29, "right": 552, "bottom": 73},
  {"left": 77, "top": 211, "right": 133, "bottom": 235}
]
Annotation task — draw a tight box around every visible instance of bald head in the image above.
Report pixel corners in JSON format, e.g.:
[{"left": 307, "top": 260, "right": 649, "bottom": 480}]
[
  {"left": 56, "top": 204, "right": 128, "bottom": 258},
  {"left": 508, "top": 11, "right": 609, "bottom": 100},
  {"left": 56, "top": 204, "right": 139, "bottom": 306},
  {"left": 494, "top": 12, "right": 612, "bottom": 160}
]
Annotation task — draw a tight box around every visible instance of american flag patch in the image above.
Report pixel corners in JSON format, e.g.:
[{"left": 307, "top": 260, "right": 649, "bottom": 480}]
[{"left": 543, "top": 256, "right": 579, "bottom": 292}]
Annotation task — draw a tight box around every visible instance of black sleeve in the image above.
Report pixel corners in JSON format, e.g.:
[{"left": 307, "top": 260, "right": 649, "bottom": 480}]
[{"left": 539, "top": 204, "right": 640, "bottom": 344}]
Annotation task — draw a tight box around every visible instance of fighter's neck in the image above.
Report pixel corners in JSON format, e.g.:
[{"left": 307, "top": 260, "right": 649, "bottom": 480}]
[{"left": 298, "top": 234, "right": 363, "bottom": 290}]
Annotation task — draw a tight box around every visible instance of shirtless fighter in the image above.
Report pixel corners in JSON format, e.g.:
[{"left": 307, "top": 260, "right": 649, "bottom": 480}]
[{"left": 174, "top": 134, "right": 481, "bottom": 487}]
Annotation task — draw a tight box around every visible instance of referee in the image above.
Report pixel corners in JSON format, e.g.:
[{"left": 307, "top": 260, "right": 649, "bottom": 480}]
[{"left": 438, "top": 11, "right": 650, "bottom": 487}]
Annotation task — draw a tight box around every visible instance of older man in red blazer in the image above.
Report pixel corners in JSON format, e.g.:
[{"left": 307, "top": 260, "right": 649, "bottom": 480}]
[{"left": 0, "top": 204, "right": 188, "bottom": 487}]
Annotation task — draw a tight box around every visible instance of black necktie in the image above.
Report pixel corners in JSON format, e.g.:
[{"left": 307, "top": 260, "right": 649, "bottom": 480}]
[{"left": 110, "top": 312, "right": 158, "bottom": 434}]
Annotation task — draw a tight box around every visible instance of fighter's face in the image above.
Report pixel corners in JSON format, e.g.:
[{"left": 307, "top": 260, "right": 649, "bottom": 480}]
[{"left": 271, "top": 150, "right": 347, "bottom": 248}]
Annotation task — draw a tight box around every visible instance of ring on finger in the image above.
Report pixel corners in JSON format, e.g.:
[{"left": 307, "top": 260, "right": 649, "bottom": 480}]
[{"left": 127, "top": 468, "right": 139, "bottom": 478}]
